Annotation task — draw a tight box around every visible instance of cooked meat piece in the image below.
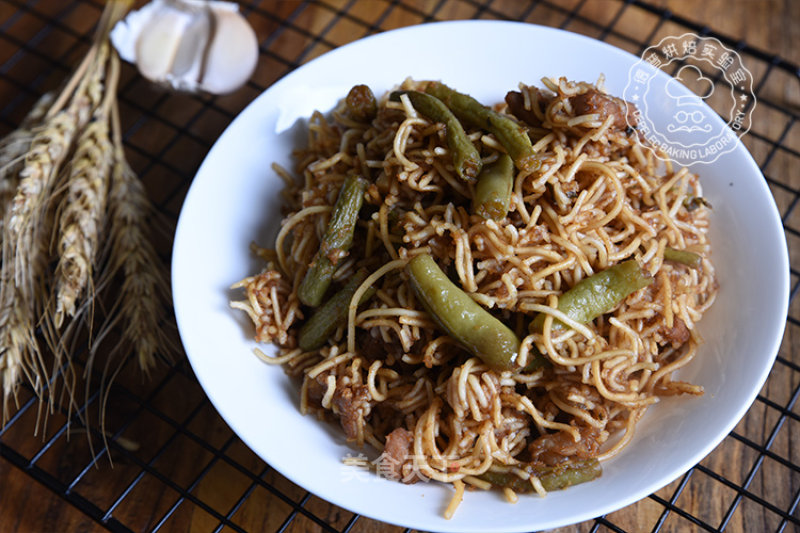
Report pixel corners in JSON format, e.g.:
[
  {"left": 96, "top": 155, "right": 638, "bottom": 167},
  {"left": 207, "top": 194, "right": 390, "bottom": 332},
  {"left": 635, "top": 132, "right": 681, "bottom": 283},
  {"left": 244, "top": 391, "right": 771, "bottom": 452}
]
[
  {"left": 306, "top": 373, "right": 328, "bottom": 405},
  {"left": 505, "top": 90, "right": 546, "bottom": 127},
  {"left": 569, "top": 89, "right": 638, "bottom": 130},
  {"left": 379, "top": 427, "right": 415, "bottom": 482},
  {"left": 359, "top": 333, "right": 385, "bottom": 361},
  {"left": 427, "top": 234, "right": 451, "bottom": 260},
  {"left": 528, "top": 427, "right": 602, "bottom": 467},
  {"left": 661, "top": 316, "right": 690, "bottom": 347},
  {"left": 332, "top": 383, "right": 372, "bottom": 441},
  {"left": 359, "top": 332, "right": 404, "bottom": 362}
]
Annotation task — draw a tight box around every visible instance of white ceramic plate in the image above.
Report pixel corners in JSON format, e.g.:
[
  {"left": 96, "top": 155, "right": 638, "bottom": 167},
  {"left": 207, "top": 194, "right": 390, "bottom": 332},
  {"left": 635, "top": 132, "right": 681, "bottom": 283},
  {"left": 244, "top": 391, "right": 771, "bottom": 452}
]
[{"left": 172, "top": 21, "right": 789, "bottom": 532}]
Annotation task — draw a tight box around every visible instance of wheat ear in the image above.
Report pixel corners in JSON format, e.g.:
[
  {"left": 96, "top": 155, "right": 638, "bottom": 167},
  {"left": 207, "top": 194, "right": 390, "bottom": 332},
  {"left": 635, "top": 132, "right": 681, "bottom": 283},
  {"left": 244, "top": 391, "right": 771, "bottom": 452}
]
[
  {"left": 102, "top": 102, "right": 175, "bottom": 376},
  {"left": 1, "top": 110, "right": 85, "bottom": 416},
  {"left": 91, "top": 108, "right": 177, "bottom": 457},
  {"left": 0, "top": 39, "right": 107, "bottom": 419},
  {"left": 0, "top": 92, "right": 55, "bottom": 249},
  {"left": 52, "top": 50, "right": 119, "bottom": 328},
  {"left": 0, "top": 92, "right": 54, "bottom": 180}
]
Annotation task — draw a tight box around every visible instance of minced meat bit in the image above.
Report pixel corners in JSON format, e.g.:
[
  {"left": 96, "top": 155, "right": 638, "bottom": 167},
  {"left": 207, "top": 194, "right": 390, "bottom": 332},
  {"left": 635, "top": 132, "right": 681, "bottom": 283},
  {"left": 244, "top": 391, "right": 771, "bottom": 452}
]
[{"left": 569, "top": 89, "right": 638, "bottom": 130}]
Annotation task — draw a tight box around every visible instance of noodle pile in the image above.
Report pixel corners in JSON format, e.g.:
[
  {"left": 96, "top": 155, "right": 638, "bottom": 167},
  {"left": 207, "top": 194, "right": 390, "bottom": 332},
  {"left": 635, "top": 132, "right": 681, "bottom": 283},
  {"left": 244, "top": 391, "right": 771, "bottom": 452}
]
[{"left": 231, "top": 77, "right": 716, "bottom": 517}]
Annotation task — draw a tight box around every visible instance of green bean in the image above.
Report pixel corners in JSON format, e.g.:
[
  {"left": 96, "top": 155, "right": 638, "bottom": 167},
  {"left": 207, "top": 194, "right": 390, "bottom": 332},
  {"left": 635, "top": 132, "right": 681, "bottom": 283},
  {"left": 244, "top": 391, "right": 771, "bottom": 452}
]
[
  {"left": 391, "top": 90, "right": 482, "bottom": 182},
  {"left": 663, "top": 247, "right": 702, "bottom": 269},
  {"left": 683, "top": 195, "right": 711, "bottom": 212},
  {"left": 538, "top": 458, "right": 602, "bottom": 491},
  {"left": 472, "top": 153, "right": 514, "bottom": 220},
  {"left": 405, "top": 253, "right": 521, "bottom": 371},
  {"left": 425, "top": 82, "right": 538, "bottom": 172},
  {"left": 345, "top": 84, "right": 377, "bottom": 122},
  {"left": 529, "top": 259, "right": 652, "bottom": 333},
  {"left": 298, "top": 269, "right": 375, "bottom": 351},
  {"left": 298, "top": 175, "right": 367, "bottom": 307},
  {"left": 478, "top": 458, "right": 602, "bottom": 493},
  {"left": 521, "top": 351, "right": 549, "bottom": 372}
]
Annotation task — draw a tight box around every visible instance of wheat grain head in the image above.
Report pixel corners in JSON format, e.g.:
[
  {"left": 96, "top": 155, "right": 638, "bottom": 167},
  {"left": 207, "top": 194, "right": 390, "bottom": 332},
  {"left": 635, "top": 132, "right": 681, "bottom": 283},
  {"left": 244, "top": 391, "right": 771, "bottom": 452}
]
[
  {"left": 0, "top": 91, "right": 54, "bottom": 180},
  {"left": 106, "top": 155, "right": 174, "bottom": 375},
  {"left": 0, "top": 92, "right": 56, "bottom": 259},
  {"left": 52, "top": 53, "right": 119, "bottom": 329},
  {"left": 0, "top": 43, "right": 108, "bottom": 419}
]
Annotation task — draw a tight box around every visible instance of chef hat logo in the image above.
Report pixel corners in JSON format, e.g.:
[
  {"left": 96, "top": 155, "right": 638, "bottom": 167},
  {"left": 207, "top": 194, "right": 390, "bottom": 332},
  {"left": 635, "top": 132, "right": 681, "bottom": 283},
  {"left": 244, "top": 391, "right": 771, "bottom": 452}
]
[{"left": 665, "top": 65, "right": 714, "bottom": 133}]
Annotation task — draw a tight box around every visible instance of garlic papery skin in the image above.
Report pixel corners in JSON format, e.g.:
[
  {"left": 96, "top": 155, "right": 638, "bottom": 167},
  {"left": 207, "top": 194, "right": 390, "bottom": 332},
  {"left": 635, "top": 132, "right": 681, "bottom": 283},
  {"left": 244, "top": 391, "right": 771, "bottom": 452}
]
[{"left": 111, "top": 0, "right": 258, "bottom": 95}]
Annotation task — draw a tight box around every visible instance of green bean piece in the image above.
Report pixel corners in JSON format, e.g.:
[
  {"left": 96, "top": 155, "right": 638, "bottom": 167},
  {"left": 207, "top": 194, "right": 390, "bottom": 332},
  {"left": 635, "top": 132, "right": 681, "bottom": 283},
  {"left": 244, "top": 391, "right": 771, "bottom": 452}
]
[
  {"left": 345, "top": 84, "right": 377, "bottom": 122},
  {"left": 391, "top": 90, "right": 482, "bottom": 181},
  {"left": 663, "top": 247, "right": 702, "bottom": 269},
  {"left": 298, "top": 269, "right": 376, "bottom": 351},
  {"left": 538, "top": 458, "right": 602, "bottom": 491},
  {"left": 521, "top": 350, "right": 549, "bottom": 372},
  {"left": 298, "top": 175, "right": 368, "bottom": 307},
  {"left": 473, "top": 153, "right": 514, "bottom": 220},
  {"left": 683, "top": 195, "right": 712, "bottom": 212},
  {"left": 529, "top": 259, "right": 652, "bottom": 333},
  {"left": 477, "top": 459, "right": 602, "bottom": 493},
  {"left": 405, "top": 253, "right": 521, "bottom": 371},
  {"left": 425, "top": 82, "right": 538, "bottom": 172}
]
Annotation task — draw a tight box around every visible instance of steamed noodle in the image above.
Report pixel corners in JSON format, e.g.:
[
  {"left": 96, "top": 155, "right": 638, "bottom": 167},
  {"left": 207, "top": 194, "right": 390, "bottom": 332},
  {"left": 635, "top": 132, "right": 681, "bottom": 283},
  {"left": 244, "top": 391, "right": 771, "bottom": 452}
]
[{"left": 231, "top": 77, "right": 716, "bottom": 517}]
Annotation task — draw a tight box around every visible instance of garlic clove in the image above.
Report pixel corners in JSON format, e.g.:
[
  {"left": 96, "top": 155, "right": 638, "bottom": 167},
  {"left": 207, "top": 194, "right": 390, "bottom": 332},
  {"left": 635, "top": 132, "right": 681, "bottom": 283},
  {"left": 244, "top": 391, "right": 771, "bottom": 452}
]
[
  {"left": 133, "top": 6, "right": 203, "bottom": 82},
  {"left": 199, "top": 8, "right": 258, "bottom": 94},
  {"left": 168, "top": 8, "right": 211, "bottom": 79},
  {"left": 111, "top": 0, "right": 259, "bottom": 95}
]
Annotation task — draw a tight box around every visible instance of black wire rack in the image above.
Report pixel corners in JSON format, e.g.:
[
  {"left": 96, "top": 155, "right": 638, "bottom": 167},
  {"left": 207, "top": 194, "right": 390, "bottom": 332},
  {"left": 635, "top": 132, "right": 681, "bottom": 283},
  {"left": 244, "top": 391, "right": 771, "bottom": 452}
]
[{"left": 0, "top": 1, "right": 798, "bottom": 532}]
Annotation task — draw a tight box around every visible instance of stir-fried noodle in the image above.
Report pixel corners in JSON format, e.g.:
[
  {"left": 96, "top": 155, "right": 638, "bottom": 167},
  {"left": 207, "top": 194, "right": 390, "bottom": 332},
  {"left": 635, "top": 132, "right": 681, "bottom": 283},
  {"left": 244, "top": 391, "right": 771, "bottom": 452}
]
[{"left": 231, "top": 77, "right": 717, "bottom": 517}]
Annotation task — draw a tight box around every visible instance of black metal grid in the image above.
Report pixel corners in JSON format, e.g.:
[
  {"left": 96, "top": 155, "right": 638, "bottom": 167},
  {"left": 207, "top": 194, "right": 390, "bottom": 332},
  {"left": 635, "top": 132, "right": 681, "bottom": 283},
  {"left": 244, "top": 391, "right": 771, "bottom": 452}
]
[{"left": 0, "top": 1, "right": 798, "bottom": 532}]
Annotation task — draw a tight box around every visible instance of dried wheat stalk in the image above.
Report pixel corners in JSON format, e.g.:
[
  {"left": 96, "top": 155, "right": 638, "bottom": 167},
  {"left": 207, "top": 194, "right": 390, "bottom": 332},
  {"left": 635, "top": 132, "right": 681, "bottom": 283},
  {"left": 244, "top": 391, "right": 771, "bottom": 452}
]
[
  {"left": 100, "top": 100, "right": 175, "bottom": 377},
  {"left": 1, "top": 1, "right": 177, "bottom": 433},
  {"left": 0, "top": 92, "right": 55, "bottom": 266},
  {"left": 0, "top": 100, "right": 95, "bottom": 414},
  {"left": 0, "top": 91, "right": 54, "bottom": 187},
  {"left": 0, "top": 11, "right": 117, "bottom": 418},
  {"left": 52, "top": 51, "right": 120, "bottom": 329}
]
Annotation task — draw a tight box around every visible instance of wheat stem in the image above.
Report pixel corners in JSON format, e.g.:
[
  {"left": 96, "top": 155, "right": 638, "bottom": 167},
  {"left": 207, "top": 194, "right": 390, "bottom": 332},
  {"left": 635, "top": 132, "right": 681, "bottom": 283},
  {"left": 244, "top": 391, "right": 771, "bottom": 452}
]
[{"left": 44, "top": 0, "right": 129, "bottom": 118}]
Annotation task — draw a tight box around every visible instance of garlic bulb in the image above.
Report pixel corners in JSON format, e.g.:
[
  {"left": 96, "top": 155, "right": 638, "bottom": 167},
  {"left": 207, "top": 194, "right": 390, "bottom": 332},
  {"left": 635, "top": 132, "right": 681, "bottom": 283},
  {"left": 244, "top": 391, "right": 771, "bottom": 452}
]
[{"left": 110, "top": 0, "right": 258, "bottom": 94}]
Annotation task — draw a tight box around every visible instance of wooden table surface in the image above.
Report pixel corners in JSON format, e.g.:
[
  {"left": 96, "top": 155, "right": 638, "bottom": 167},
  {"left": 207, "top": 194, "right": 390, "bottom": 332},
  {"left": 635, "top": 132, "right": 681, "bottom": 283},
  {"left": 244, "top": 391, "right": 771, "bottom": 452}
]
[{"left": 0, "top": 1, "right": 798, "bottom": 532}]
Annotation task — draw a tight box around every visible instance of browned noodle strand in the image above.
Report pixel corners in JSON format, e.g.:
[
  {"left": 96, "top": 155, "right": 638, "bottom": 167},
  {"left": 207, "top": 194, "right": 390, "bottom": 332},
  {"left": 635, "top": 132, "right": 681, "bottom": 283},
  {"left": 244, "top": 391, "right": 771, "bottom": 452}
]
[{"left": 232, "top": 76, "right": 716, "bottom": 517}]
